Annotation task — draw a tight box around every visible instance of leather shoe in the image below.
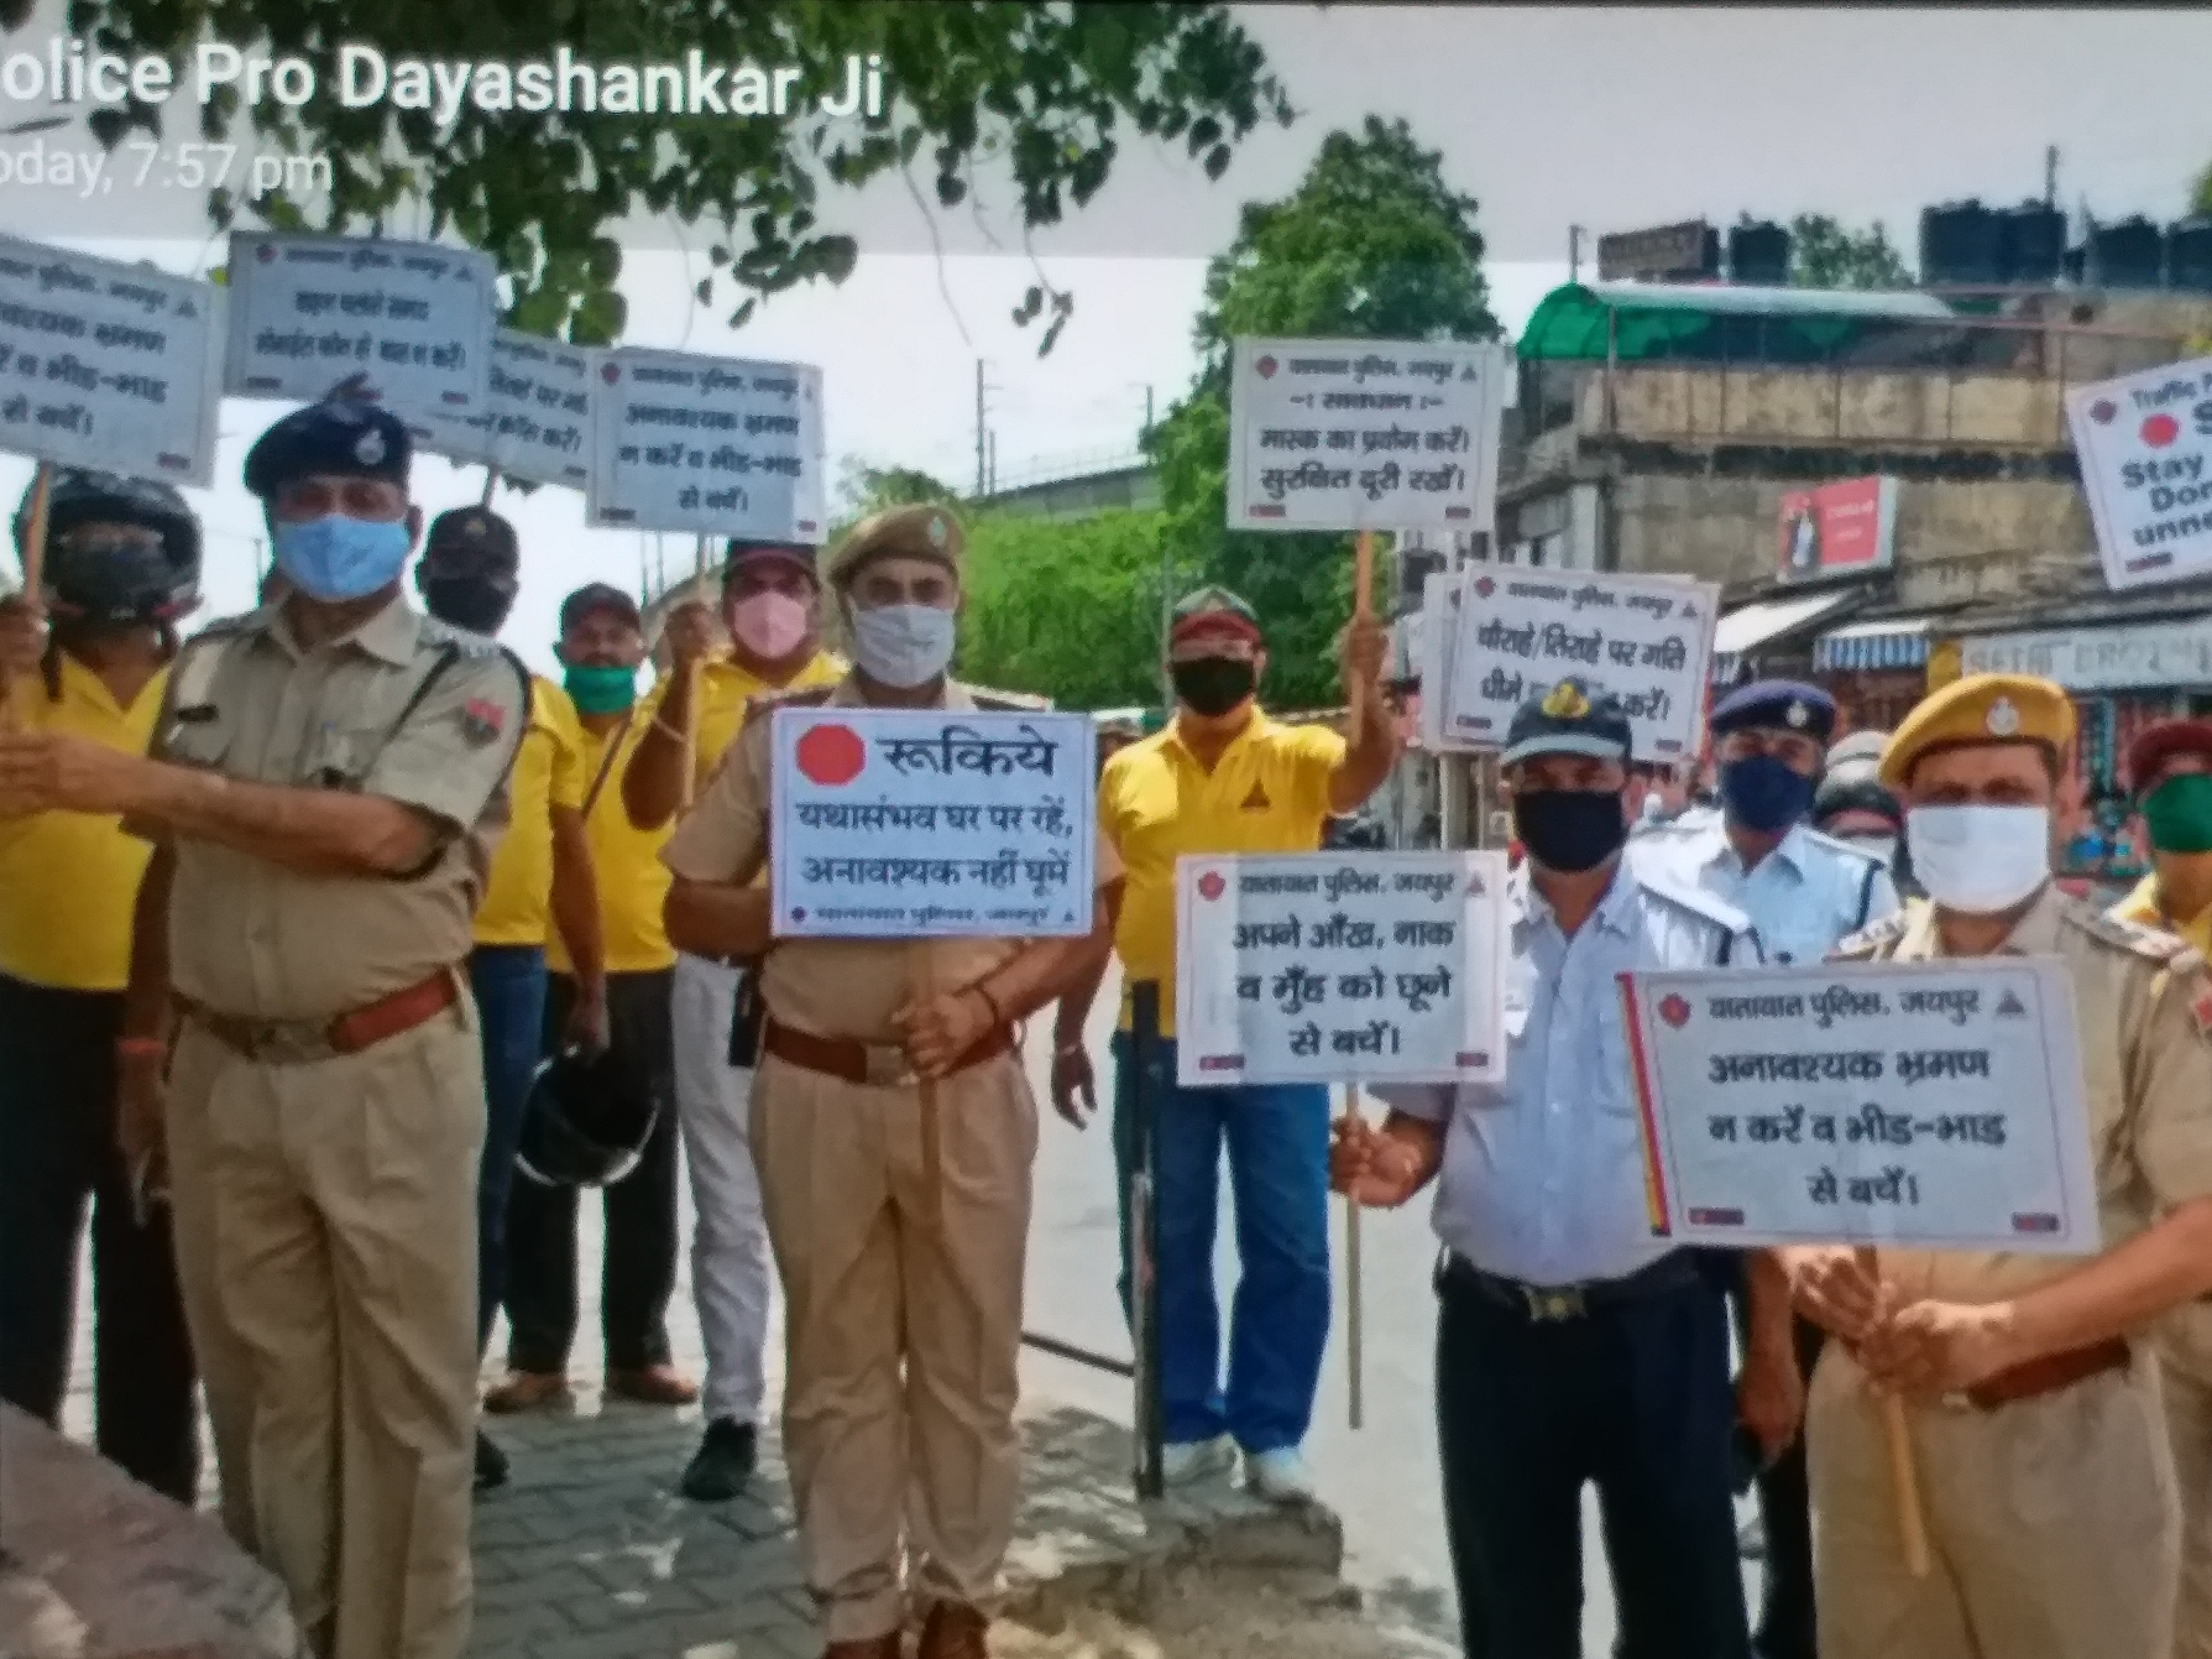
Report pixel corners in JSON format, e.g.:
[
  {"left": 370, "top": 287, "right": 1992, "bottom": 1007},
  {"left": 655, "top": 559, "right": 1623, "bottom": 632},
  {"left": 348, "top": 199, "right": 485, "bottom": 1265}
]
[
  {"left": 821, "top": 1635, "right": 902, "bottom": 1659},
  {"left": 605, "top": 1364, "right": 700, "bottom": 1406},
  {"left": 483, "top": 1370, "right": 569, "bottom": 1414},
  {"left": 918, "top": 1602, "right": 990, "bottom": 1659}
]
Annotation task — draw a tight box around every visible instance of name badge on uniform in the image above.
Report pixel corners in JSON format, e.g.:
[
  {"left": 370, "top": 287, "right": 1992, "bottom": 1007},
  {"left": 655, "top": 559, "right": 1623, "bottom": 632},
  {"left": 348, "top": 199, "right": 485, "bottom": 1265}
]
[{"left": 460, "top": 697, "right": 507, "bottom": 746}]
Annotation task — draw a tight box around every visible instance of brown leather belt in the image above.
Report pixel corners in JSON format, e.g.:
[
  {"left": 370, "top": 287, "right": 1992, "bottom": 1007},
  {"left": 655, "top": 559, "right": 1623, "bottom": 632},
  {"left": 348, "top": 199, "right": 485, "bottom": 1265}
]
[
  {"left": 179, "top": 970, "right": 460, "bottom": 1065},
  {"left": 763, "top": 1019, "right": 1013, "bottom": 1088},
  {"left": 1961, "top": 1336, "right": 2131, "bottom": 1411}
]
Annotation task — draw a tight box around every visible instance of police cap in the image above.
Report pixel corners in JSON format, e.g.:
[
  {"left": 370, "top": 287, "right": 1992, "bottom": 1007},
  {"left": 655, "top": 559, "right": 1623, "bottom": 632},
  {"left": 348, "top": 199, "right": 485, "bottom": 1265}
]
[
  {"left": 423, "top": 506, "right": 518, "bottom": 574},
  {"left": 1501, "top": 676, "right": 1633, "bottom": 769},
  {"left": 1711, "top": 678, "right": 1837, "bottom": 744},
  {"left": 1879, "top": 673, "right": 2076, "bottom": 791},
  {"left": 824, "top": 504, "right": 962, "bottom": 590},
  {"left": 242, "top": 399, "right": 411, "bottom": 501}
]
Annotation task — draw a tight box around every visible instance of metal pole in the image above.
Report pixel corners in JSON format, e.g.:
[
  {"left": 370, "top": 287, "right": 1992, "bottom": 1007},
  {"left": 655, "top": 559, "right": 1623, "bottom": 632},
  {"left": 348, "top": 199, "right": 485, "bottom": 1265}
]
[
  {"left": 1130, "top": 979, "right": 1166, "bottom": 1502},
  {"left": 975, "top": 360, "right": 986, "bottom": 499}
]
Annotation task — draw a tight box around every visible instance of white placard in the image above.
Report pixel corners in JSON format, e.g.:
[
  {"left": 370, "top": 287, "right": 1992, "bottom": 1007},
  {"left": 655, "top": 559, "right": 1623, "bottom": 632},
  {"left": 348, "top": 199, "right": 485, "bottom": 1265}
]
[
  {"left": 2068, "top": 357, "right": 2212, "bottom": 591},
  {"left": 1175, "top": 851, "right": 1510, "bottom": 1088},
  {"left": 1446, "top": 566, "right": 1717, "bottom": 763},
  {"left": 1417, "top": 566, "right": 1484, "bottom": 755},
  {"left": 412, "top": 331, "right": 599, "bottom": 490},
  {"left": 770, "top": 708, "right": 1094, "bottom": 939},
  {"left": 223, "top": 232, "right": 495, "bottom": 424},
  {"left": 588, "top": 347, "right": 825, "bottom": 541},
  {"left": 1225, "top": 337, "right": 1507, "bottom": 534},
  {"left": 0, "top": 236, "right": 221, "bottom": 485},
  {"left": 1620, "top": 959, "right": 2098, "bottom": 1252}
]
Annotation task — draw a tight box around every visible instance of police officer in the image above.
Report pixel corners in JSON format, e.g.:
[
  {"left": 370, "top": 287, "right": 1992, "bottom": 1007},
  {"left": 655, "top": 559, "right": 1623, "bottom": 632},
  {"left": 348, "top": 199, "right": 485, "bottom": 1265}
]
[
  {"left": 1335, "top": 677, "right": 1797, "bottom": 1659},
  {"left": 1788, "top": 674, "right": 2212, "bottom": 1659},
  {"left": 660, "top": 504, "right": 1122, "bottom": 1659},
  {"left": 1814, "top": 729, "right": 1920, "bottom": 900},
  {"left": 0, "top": 469, "right": 201, "bottom": 1503},
  {"left": 0, "top": 400, "right": 530, "bottom": 1659},
  {"left": 1633, "top": 678, "right": 1899, "bottom": 1659}
]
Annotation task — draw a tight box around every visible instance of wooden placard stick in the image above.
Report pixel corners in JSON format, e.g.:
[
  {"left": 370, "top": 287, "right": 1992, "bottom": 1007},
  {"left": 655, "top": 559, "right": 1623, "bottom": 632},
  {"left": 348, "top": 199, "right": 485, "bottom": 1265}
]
[
  {"left": 912, "top": 939, "right": 943, "bottom": 1232},
  {"left": 480, "top": 464, "right": 500, "bottom": 507},
  {"left": 1860, "top": 1244, "right": 1931, "bottom": 1577},
  {"left": 679, "top": 532, "right": 711, "bottom": 810},
  {"left": 2, "top": 461, "right": 52, "bottom": 732}
]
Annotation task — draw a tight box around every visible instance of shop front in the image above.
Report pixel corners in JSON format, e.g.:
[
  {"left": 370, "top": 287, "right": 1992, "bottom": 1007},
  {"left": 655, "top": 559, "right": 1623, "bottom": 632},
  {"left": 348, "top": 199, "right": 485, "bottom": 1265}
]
[{"left": 1812, "top": 616, "right": 1933, "bottom": 733}]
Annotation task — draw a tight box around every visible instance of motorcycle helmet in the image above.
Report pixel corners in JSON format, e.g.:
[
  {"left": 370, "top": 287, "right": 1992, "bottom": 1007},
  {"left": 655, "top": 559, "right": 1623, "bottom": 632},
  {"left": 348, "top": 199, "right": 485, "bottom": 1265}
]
[
  {"left": 14, "top": 468, "right": 201, "bottom": 625},
  {"left": 514, "top": 1044, "right": 658, "bottom": 1189}
]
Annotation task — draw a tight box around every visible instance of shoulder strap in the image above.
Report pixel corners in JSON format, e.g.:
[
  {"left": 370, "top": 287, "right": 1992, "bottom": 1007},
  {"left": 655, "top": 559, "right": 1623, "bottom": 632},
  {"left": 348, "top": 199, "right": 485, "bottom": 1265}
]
[
  {"left": 580, "top": 710, "right": 637, "bottom": 819},
  {"left": 1854, "top": 858, "right": 1879, "bottom": 932}
]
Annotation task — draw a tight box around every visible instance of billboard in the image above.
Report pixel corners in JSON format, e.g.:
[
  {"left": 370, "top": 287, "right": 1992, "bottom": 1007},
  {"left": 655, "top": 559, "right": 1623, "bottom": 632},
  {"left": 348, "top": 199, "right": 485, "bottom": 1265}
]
[{"left": 1777, "top": 476, "right": 1898, "bottom": 585}]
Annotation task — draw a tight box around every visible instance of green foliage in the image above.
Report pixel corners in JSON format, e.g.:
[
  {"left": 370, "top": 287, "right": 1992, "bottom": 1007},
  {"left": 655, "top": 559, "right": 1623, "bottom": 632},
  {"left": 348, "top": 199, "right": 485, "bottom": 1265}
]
[
  {"left": 829, "top": 457, "right": 962, "bottom": 538},
  {"left": 2194, "top": 162, "right": 2212, "bottom": 219},
  {"left": 957, "top": 508, "right": 1167, "bottom": 709},
  {"left": 1145, "top": 115, "right": 1498, "bottom": 708},
  {"left": 1787, "top": 213, "right": 1914, "bottom": 291},
  {"left": 66, "top": 1, "right": 1291, "bottom": 347}
]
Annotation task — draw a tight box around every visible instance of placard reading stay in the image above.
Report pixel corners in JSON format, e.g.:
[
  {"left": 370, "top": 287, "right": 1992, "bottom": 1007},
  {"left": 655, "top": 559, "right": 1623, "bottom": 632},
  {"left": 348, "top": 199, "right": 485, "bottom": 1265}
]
[
  {"left": 588, "top": 347, "right": 825, "bottom": 541},
  {"left": 770, "top": 708, "right": 1094, "bottom": 940},
  {"left": 223, "top": 231, "right": 495, "bottom": 420},
  {"left": 1225, "top": 337, "right": 1508, "bottom": 534},
  {"left": 412, "top": 330, "right": 599, "bottom": 490},
  {"left": 1175, "top": 852, "right": 1510, "bottom": 1088},
  {"left": 2067, "top": 357, "right": 2212, "bottom": 591},
  {"left": 1446, "top": 567, "right": 1717, "bottom": 761},
  {"left": 0, "top": 235, "right": 222, "bottom": 485},
  {"left": 1619, "top": 959, "right": 2098, "bottom": 1251}
]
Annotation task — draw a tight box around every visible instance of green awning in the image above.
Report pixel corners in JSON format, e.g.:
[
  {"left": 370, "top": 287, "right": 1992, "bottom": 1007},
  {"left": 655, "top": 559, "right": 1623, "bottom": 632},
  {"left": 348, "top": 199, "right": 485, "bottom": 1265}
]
[{"left": 1517, "top": 282, "right": 1961, "bottom": 363}]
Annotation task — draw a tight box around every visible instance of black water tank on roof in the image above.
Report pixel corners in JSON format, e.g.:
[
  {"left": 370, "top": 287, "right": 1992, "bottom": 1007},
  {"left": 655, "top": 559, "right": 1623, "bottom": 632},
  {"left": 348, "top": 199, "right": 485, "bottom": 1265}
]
[
  {"left": 2092, "top": 216, "right": 2164, "bottom": 289},
  {"left": 1922, "top": 200, "right": 2001, "bottom": 286},
  {"left": 2168, "top": 218, "right": 2212, "bottom": 295},
  {"left": 1998, "top": 201, "right": 2066, "bottom": 286},
  {"left": 1730, "top": 220, "right": 1791, "bottom": 286}
]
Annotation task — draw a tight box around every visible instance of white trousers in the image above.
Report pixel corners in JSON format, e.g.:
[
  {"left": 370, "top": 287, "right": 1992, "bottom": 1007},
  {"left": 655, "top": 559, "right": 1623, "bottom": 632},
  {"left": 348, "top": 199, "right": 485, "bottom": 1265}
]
[{"left": 672, "top": 951, "right": 772, "bottom": 1427}]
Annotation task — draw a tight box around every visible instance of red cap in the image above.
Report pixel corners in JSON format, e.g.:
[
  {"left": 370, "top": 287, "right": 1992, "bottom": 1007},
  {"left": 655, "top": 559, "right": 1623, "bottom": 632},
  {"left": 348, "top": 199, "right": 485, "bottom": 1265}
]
[{"left": 2127, "top": 719, "right": 2212, "bottom": 792}]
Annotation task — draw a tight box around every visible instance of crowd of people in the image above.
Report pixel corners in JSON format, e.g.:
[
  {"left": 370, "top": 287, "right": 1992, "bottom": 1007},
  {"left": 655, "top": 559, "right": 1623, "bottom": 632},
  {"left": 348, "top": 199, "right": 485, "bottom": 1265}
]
[{"left": 9, "top": 390, "right": 2212, "bottom": 1659}]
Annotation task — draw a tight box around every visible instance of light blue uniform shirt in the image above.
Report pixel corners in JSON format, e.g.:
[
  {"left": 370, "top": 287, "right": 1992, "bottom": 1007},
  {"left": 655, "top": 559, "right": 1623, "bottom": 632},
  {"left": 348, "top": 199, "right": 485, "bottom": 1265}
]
[
  {"left": 1631, "top": 817, "right": 1898, "bottom": 967},
  {"left": 1373, "top": 861, "right": 1758, "bottom": 1288}
]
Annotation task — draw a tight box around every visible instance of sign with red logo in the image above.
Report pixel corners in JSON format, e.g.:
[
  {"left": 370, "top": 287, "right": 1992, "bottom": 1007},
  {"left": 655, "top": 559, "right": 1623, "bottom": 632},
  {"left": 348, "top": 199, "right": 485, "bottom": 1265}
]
[
  {"left": 1775, "top": 476, "right": 1898, "bottom": 585},
  {"left": 1173, "top": 850, "right": 1511, "bottom": 1088},
  {"left": 2067, "top": 355, "right": 2212, "bottom": 592},
  {"left": 1617, "top": 959, "right": 2098, "bottom": 1252},
  {"left": 769, "top": 707, "right": 1096, "bottom": 940}
]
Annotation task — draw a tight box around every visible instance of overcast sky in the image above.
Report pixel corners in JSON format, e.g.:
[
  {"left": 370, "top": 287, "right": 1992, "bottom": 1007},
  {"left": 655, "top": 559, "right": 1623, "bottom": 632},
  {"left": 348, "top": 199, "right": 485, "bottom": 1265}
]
[{"left": 2, "top": 4, "right": 2207, "bottom": 674}]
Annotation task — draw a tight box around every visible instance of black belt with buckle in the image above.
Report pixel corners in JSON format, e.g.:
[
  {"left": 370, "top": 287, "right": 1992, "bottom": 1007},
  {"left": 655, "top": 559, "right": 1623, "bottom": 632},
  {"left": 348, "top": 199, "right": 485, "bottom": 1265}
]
[{"left": 1439, "top": 1250, "right": 1708, "bottom": 1322}]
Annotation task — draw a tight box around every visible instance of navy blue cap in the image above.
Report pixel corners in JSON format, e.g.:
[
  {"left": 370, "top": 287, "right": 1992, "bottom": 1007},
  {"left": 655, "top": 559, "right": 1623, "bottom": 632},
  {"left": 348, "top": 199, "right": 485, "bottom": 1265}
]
[
  {"left": 1501, "top": 677, "right": 1634, "bottom": 769},
  {"left": 242, "top": 400, "right": 411, "bottom": 500},
  {"left": 1710, "top": 679, "right": 1836, "bottom": 744}
]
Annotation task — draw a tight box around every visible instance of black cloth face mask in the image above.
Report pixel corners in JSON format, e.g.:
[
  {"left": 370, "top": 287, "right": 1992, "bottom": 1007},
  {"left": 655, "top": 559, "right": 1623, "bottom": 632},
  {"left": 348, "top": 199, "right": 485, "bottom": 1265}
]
[
  {"left": 1513, "top": 788, "right": 1628, "bottom": 874},
  {"left": 1172, "top": 658, "right": 1256, "bottom": 718},
  {"left": 423, "top": 574, "right": 516, "bottom": 636}
]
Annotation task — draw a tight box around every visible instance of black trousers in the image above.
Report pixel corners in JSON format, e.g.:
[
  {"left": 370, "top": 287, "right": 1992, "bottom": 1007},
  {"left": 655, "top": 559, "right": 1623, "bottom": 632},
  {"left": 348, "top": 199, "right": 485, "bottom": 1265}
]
[
  {"left": 502, "top": 969, "right": 680, "bottom": 1373},
  {"left": 0, "top": 971, "right": 199, "bottom": 1502},
  {"left": 1435, "top": 1256, "right": 1750, "bottom": 1659}
]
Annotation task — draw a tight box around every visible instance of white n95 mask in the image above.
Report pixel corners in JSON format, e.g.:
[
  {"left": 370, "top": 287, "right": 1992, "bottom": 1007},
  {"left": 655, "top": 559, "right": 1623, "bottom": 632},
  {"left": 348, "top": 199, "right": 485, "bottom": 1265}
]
[
  {"left": 851, "top": 603, "right": 956, "bottom": 689},
  {"left": 1905, "top": 805, "right": 2050, "bottom": 914}
]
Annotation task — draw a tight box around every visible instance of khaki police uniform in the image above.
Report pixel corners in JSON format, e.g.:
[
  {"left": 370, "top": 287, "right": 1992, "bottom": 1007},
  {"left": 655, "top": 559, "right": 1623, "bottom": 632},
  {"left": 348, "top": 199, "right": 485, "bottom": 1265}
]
[
  {"left": 147, "top": 593, "right": 528, "bottom": 1659},
  {"left": 662, "top": 668, "right": 1121, "bottom": 1646},
  {"left": 1811, "top": 888, "right": 2212, "bottom": 1659}
]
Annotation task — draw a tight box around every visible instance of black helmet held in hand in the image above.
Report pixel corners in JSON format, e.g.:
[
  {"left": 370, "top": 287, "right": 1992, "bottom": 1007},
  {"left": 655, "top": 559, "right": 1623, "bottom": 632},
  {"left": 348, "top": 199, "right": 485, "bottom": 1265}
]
[
  {"left": 14, "top": 468, "right": 202, "bottom": 626},
  {"left": 514, "top": 1045, "right": 658, "bottom": 1189}
]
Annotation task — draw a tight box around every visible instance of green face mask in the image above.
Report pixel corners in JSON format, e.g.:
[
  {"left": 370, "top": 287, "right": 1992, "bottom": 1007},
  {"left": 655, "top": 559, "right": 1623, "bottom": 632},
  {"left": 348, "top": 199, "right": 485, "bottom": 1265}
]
[
  {"left": 2145, "top": 773, "right": 2212, "bottom": 854},
  {"left": 563, "top": 662, "right": 637, "bottom": 716}
]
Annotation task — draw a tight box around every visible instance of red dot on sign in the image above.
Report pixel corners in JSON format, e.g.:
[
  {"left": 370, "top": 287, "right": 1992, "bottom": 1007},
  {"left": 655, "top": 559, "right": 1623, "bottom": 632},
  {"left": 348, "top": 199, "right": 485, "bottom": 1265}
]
[
  {"left": 1659, "top": 994, "right": 1692, "bottom": 1029},
  {"left": 601, "top": 362, "right": 621, "bottom": 384},
  {"left": 1255, "top": 356, "right": 1277, "bottom": 379},
  {"left": 795, "top": 723, "right": 866, "bottom": 786},
  {"left": 1198, "top": 871, "right": 1226, "bottom": 901},
  {"left": 2143, "top": 413, "right": 2182, "bottom": 448}
]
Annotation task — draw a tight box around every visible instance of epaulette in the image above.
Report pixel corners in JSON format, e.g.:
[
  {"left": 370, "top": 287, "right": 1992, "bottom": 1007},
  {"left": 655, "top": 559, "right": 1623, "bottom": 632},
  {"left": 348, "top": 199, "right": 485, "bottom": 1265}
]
[
  {"left": 741, "top": 684, "right": 838, "bottom": 726},
  {"left": 1832, "top": 906, "right": 1916, "bottom": 961},
  {"left": 2064, "top": 902, "right": 2200, "bottom": 968},
  {"left": 1635, "top": 866, "right": 1752, "bottom": 939},
  {"left": 417, "top": 614, "right": 501, "bottom": 660},
  {"left": 168, "top": 619, "right": 255, "bottom": 709},
  {"left": 1800, "top": 825, "right": 1886, "bottom": 868},
  {"left": 968, "top": 686, "right": 1052, "bottom": 712}
]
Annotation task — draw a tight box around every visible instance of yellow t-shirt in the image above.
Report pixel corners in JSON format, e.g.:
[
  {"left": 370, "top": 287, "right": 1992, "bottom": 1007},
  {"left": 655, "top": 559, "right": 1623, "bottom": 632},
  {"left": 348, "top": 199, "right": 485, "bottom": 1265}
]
[
  {"left": 472, "top": 675, "right": 586, "bottom": 947},
  {"left": 0, "top": 657, "right": 168, "bottom": 991},
  {"left": 2113, "top": 874, "right": 2212, "bottom": 956},
  {"left": 1098, "top": 711, "right": 1346, "bottom": 1036},
  {"left": 690, "top": 648, "right": 847, "bottom": 793},
  {"left": 548, "top": 697, "right": 675, "bottom": 976}
]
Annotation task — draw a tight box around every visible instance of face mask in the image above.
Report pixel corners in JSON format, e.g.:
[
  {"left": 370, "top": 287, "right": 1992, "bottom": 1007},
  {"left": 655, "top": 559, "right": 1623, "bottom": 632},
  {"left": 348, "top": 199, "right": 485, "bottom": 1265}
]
[
  {"left": 564, "top": 662, "right": 637, "bottom": 716},
  {"left": 2145, "top": 774, "right": 2212, "bottom": 855},
  {"left": 729, "top": 590, "right": 811, "bottom": 661},
  {"left": 421, "top": 574, "right": 514, "bottom": 636},
  {"left": 1512, "top": 790, "right": 1628, "bottom": 875},
  {"left": 1906, "top": 805, "right": 2050, "bottom": 914},
  {"left": 1719, "top": 754, "right": 1816, "bottom": 834},
  {"left": 1171, "top": 658, "right": 1257, "bottom": 719},
  {"left": 850, "top": 602, "right": 957, "bottom": 689},
  {"left": 274, "top": 514, "right": 412, "bottom": 603},
  {"left": 1840, "top": 834, "right": 1899, "bottom": 868}
]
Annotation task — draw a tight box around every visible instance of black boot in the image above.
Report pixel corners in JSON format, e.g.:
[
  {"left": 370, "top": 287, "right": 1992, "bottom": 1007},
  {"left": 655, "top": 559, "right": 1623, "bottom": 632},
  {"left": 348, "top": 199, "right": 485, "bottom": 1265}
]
[
  {"left": 475, "top": 1429, "right": 511, "bottom": 1492},
  {"left": 679, "top": 1419, "right": 757, "bottom": 1502}
]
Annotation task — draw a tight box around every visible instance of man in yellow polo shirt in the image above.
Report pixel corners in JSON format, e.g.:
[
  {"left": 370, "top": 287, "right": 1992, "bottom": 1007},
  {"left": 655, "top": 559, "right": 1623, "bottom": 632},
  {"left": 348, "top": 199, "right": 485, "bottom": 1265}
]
[
  {"left": 1073, "top": 585, "right": 1397, "bottom": 1504},
  {"left": 623, "top": 537, "right": 843, "bottom": 1502},
  {"left": 414, "top": 506, "right": 606, "bottom": 1492},
  {"left": 0, "top": 469, "right": 201, "bottom": 1504},
  {"left": 491, "top": 583, "right": 697, "bottom": 1417},
  {"left": 2112, "top": 716, "right": 2212, "bottom": 1659}
]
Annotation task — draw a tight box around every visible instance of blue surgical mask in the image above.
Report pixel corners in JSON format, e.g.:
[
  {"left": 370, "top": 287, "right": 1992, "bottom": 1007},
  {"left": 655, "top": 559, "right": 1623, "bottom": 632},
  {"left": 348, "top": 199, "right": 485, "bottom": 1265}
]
[
  {"left": 1719, "top": 754, "right": 1816, "bottom": 834},
  {"left": 273, "top": 514, "right": 412, "bottom": 603}
]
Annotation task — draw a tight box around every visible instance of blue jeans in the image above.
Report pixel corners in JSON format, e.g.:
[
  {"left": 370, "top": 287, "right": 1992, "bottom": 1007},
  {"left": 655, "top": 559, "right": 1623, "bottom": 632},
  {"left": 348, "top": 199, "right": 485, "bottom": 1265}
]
[
  {"left": 470, "top": 945, "right": 549, "bottom": 1355},
  {"left": 1111, "top": 1033, "right": 1331, "bottom": 1454}
]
